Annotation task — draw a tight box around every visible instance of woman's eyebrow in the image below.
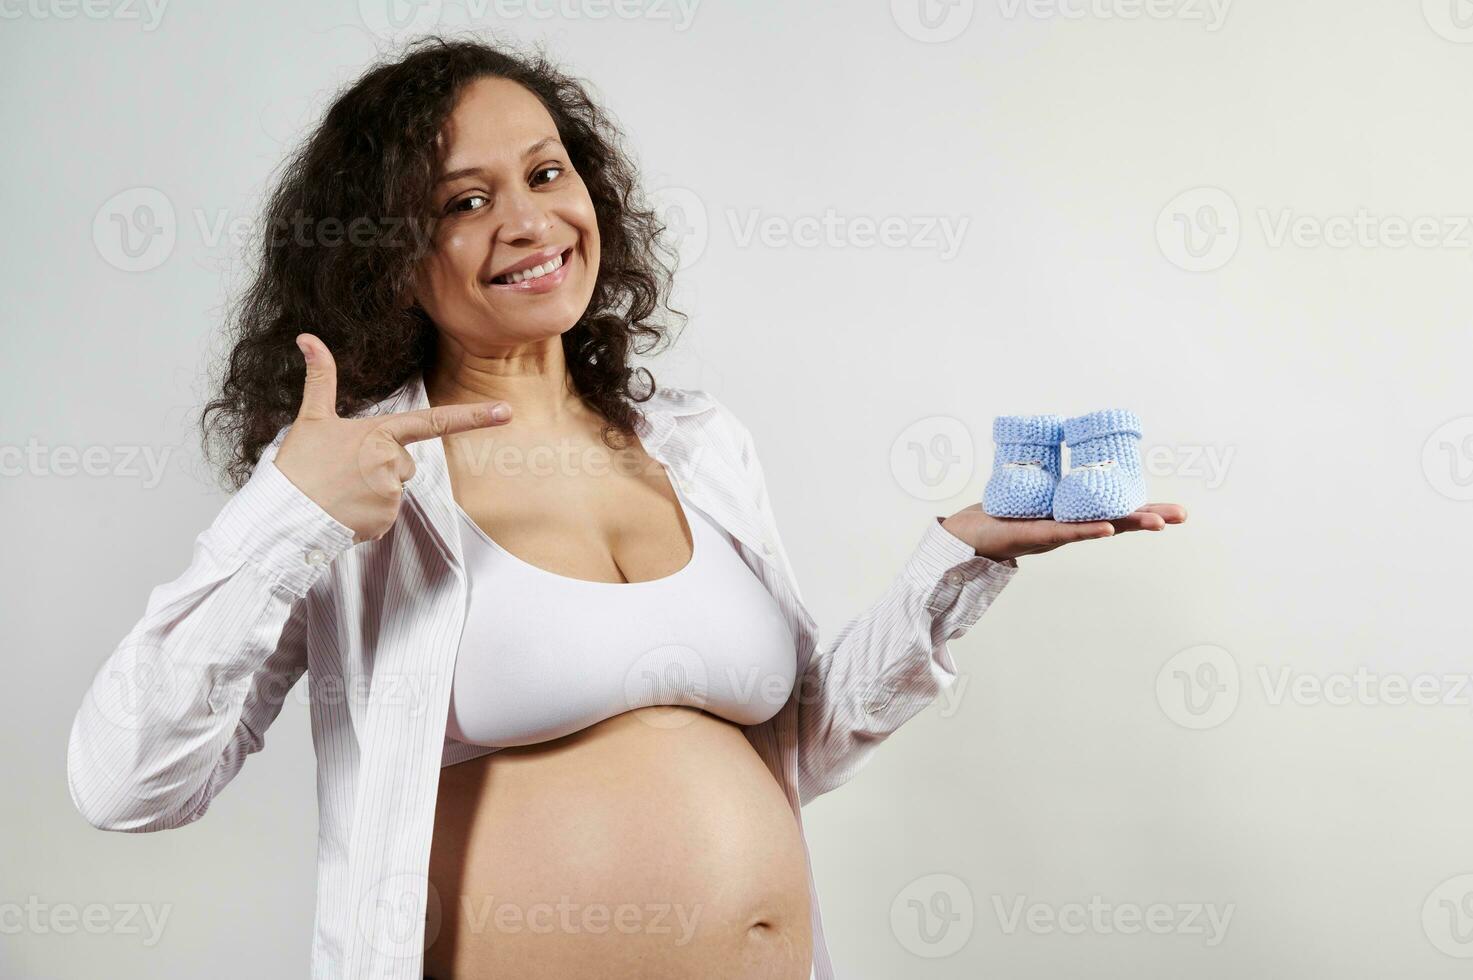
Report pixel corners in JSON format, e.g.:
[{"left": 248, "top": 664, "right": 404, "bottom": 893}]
[{"left": 435, "top": 137, "right": 566, "bottom": 185}]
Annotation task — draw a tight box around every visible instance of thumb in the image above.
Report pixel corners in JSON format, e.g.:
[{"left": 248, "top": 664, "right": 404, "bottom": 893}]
[{"left": 295, "top": 333, "right": 339, "bottom": 420}]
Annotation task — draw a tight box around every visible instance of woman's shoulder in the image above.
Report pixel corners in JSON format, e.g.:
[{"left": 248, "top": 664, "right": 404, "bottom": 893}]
[
  {"left": 646, "top": 384, "right": 764, "bottom": 490},
  {"left": 644, "top": 382, "right": 716, "bottom": 416},
  {"left": 648, "top": 384, "right": 749, "bottom": 441}
]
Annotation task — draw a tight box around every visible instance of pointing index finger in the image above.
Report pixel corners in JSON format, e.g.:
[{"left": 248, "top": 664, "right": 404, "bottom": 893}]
[{"left": 377, "top": 401, "right": 511, "bottom": 445}]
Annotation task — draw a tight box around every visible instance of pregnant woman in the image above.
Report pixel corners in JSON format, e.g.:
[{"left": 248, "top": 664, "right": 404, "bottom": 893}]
[{"left": 65, "top": 37, "right": 1185, "bottom": 980}]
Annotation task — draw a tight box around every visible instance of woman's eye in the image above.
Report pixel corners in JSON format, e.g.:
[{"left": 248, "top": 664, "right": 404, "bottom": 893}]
[
  {"left": 450, "top": 193, "right": 489, "bottom": 214},
  {"left": 446, "top": 167, "right": 562, "bottom": 213}
]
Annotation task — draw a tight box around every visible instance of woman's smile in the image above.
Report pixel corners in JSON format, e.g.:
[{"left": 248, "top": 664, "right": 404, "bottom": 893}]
[{"left": 486, "top": 245, "right": 575, "bottom": 294}]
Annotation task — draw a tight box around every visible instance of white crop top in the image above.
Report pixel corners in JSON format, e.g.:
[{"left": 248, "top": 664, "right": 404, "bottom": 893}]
[{"left": 442, "top": 479, "right": 798, "bottom": 761}]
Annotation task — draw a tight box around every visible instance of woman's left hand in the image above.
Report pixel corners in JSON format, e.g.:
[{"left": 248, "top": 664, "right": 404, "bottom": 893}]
[{"left": 940, "top": 503, "right": 1187, "bottom": 563}]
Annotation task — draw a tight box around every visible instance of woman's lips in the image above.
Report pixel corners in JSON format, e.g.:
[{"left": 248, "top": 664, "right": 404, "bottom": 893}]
[{"left": 486, "top": 247, "right": 574, "bottom": 294}]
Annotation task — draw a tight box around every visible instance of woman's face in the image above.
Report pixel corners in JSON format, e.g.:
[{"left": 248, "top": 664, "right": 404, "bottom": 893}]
[{"left": 414, "top": 76, "right": 600, "bottom": 351}]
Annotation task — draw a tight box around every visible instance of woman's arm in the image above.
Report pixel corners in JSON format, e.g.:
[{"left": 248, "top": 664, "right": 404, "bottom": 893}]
[
  {"left": 67, "top": 335, "right": 512, "bottom": 832},
  {"left": 716, "top": 406, "right": 1018, "bottom": 805},
  {"left": 65, "top": 437, "right": 354, "bottom": 832},
  {"left": 791, "top": 515, "right": 1016, "bottom": 805}
]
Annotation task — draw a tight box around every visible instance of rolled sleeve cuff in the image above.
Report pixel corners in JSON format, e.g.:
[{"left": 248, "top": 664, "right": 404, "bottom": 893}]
[
  {"left": 203, "top": 458, "right": 356, "bottom": 599},
  {"left": 902, "top": 517, "right": 1018, "bottom": 618}
]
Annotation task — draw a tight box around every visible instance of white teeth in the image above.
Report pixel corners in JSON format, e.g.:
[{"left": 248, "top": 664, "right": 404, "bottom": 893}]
[{"left": 497, "top": 252, "right": 564, "bottom": 285}]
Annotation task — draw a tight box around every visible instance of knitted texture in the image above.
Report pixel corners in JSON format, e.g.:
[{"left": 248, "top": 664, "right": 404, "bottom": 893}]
[
  {"left": 1052, "top": 409, "right": 1146, "bottom": 522},
  {"left": 982, "top": 414, "right": 1064, "bottom": 519}
]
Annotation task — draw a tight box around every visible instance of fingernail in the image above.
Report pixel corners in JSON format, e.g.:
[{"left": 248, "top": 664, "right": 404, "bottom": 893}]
[
  {"left": 296, "top": 336, "right": 311, "bottom": 360},
  {"left": 490, "top": 404, "right": 510, "bottom": 421}
]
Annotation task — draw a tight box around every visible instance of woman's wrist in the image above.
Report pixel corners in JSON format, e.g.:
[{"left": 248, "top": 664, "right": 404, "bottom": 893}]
[{"left": 937, "top": 515, "right": 982, "bottom": 557}]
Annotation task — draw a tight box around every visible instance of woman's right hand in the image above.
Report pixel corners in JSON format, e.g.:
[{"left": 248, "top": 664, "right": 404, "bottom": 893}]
[{"left": 274, "top": 333, "right": 512, "bottom": 543}]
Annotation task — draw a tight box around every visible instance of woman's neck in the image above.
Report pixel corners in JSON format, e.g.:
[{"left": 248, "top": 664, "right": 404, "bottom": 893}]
[{"left": 424, "top": 333, "right": 588, "bottom": 428}]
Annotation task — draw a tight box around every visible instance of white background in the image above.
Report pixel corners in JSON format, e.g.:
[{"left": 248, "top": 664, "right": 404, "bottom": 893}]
[{"left": 5, "top": 0, "right": 1473, "bottom": 977}]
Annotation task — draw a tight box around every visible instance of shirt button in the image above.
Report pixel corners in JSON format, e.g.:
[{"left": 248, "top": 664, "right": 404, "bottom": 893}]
[
  {"left": 866, "top": 687, "right": 895, "bottom": 714},
  {"left": 305, "top": 549, "right": 329, "bottom": 567},
  {"left": 761, "top": 542, "right": 775, "bottom": 557},
  {"left": 944, "top": 570, "right": 964, "bottom": 586},
  {"left": 207, "top": 678, "right": 243, "bottom": 714}
]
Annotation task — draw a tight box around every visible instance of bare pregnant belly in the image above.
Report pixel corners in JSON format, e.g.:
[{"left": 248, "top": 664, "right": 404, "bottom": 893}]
[{"left": 424, "top": 706, "right": 813, "bottom": 980}]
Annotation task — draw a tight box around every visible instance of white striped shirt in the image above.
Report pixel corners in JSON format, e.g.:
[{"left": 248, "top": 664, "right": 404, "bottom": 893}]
[{"left": 65, "top": 374, "right": 1018, "bottom": 979}]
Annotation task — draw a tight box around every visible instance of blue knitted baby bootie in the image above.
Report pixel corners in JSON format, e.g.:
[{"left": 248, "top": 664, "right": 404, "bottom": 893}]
[
  {"left": 982, "top": 414, "right": 1065, "bottom": 519},
  {"left": 1052, "top": 409, "right": 1146, "bottom": 522}
]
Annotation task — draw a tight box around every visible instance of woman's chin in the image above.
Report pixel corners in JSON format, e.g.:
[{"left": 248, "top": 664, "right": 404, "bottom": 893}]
[{"left": 467, "top": 307, "right": 588, "bottom": 343}]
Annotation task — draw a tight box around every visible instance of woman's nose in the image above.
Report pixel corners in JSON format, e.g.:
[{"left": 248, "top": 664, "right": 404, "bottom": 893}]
[{"left": 496, "top": 188, "right": 555, "bottom": 246}]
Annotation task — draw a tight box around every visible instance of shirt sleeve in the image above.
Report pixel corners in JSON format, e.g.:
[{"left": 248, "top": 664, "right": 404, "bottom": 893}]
[
  {"left": 719, "top": 404, "right": 1019, "bottom": 805},
  {"left": 65, "top": 432, "right": 354, "bottom": 832}
]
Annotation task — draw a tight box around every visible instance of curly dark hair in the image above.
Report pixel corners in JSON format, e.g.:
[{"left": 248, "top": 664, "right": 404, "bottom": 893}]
[{"left": 201, "top": 33, "right": 684, "bottom": 489}]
